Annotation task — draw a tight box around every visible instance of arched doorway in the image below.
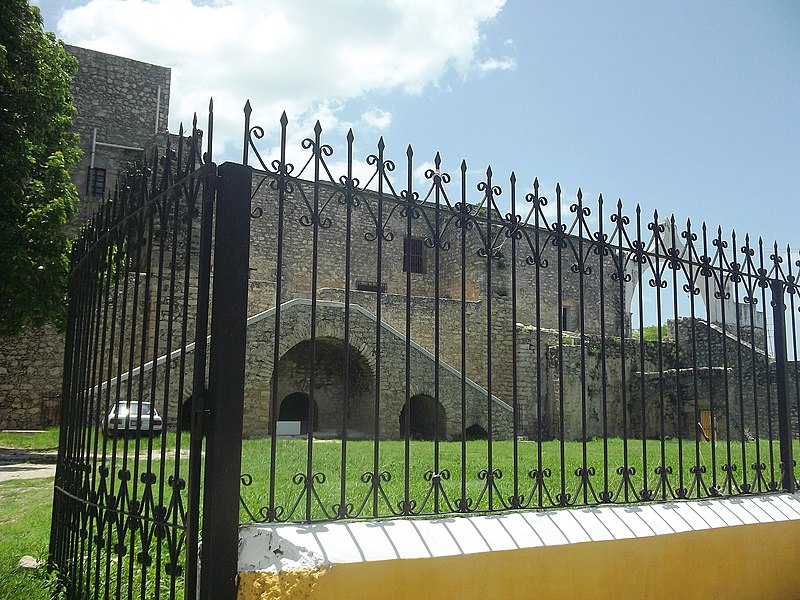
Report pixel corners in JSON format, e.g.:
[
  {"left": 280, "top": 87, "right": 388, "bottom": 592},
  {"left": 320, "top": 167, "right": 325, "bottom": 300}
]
[
  {"left": 399, "top": 394, "right": 446, "bottom": 440},
  {"left": 270, "top": 337, "right": 375, "bottom": 436},
  {"left": 465, "top": 423, "right": 487, "bottom": 440},
  {"left": 278, "top": 392, "right": 317, "bottom": 434}
]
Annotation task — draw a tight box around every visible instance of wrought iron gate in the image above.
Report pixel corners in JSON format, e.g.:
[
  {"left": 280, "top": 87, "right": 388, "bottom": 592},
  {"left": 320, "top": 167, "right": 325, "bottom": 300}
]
[{"left": 48, "top": 108, "right": 251, "bottom": 599}]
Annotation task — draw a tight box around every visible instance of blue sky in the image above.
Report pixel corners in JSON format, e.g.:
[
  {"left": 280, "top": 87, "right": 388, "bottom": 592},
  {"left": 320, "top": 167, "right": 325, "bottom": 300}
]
[{"left": 35, "top": 0, "right": 800, "bottom": 251}]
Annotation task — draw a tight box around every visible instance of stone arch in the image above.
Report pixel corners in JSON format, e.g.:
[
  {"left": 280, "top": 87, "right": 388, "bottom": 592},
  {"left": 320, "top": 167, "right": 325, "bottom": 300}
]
[
  {"left": 270, "top": 336, "right": 375, "bottom": 436},
  {"left": 274, "top": 303, "right": 378, "bottom": 373},
  {"left": 465, "top": 423, "right": 487, "bottom": 440},
  {"left": 398, "top": 394, "right": 446, "bottom": 440}
]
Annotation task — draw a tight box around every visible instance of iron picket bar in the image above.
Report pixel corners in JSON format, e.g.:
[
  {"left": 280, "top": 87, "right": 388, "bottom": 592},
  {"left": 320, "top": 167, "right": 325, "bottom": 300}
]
[
  {"left": 772, "top": 278, "right": 796, "bottom": 493},
  {"left": 200, "top": 162, "right": 252, "bottom": 600}
]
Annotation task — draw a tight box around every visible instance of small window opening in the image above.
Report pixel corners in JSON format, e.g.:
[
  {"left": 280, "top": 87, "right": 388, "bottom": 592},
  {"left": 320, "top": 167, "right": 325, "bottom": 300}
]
[
  {"left": 403, "top": 236, "right": 426, "bottom": 274},
  {"left": 356, "top": 280, "right": 387, "bottom": 293},
  {"left": 88, "top": 167, "right": 107, "bottom": 198},
  {"left": 562, "top": 305, "right": 576, "bottom": 331}
]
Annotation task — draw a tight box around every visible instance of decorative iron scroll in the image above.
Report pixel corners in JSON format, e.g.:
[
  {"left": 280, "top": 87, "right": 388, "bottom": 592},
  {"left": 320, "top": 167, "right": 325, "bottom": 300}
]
[{"left": 239, "top": 104, "right": 798, "bottom": 523}]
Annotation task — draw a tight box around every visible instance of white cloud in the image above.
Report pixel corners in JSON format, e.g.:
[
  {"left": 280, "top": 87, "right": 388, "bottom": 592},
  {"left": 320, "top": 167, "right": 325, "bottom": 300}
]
[
  {"left": 360, "top": 108, "right": 392, "bottom": 131},
  {"left": 413, "top": 161, "right": 436, "bottom": 195},
  {"left": 58, "top": 0, "right": 509, "bottom": 159},
  {"left": 477, "top": 56, "right": 517, "bottom": 73}
]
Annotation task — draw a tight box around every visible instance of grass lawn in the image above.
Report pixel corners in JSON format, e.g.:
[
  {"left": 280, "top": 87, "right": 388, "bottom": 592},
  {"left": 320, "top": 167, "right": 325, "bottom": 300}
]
[
  {"left": 239, "top": 436, "right": 797, "bottom": 521},
  {"left": 0, "top": 428, "right": 60, "bottom": 451},
  {"left": 0, "top": 479, "right": 62, "bottom": 599},
  {"left": 2, "top": 428, "right": 796, "bottom": 597},
  {"left": 0, "top": 429, "right": 63, "bottom": 599}
]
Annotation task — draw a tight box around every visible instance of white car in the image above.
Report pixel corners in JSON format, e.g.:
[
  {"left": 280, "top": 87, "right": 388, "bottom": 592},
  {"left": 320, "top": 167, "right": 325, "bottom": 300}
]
[{"left": 103, "top": 401, "right": 163, "bottom": 438}]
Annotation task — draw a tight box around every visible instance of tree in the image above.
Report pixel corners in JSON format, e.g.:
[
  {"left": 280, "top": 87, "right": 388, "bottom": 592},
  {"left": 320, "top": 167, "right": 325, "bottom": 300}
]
[{"left": 0, "top": 0, "right": 80, "bottom": 337}]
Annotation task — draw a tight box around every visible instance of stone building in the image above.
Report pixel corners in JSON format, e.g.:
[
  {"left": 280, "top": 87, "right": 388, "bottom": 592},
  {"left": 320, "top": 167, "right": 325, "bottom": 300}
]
[
  {"left": 65, "top": 44, "right": 171, "bottom": 231},
  {"left": 0, "top": 45, "right": 784, "bottom": 444},
  {"left": 240, "top": 175, "right": 623, "bottom": 439},
  {"left": 123, "top": 165, "right": 787, "bottom": 444}
]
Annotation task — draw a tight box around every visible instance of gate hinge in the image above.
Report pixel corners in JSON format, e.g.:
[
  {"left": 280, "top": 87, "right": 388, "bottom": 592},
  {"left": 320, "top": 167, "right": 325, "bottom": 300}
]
[{"left": 191, "top": 392, "right": 211, "bottom": 437}]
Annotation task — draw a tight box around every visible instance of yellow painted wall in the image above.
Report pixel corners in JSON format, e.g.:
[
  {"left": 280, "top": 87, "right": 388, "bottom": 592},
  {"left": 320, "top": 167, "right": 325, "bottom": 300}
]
[{"left": 238, "top": 520, "right": 800, "bottom": 600}]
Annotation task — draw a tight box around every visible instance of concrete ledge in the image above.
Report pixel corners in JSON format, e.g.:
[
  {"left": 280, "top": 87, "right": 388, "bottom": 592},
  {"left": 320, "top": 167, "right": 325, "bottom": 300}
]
[{"left": 238, "top": 493, "right": 800, "bottom": 599}]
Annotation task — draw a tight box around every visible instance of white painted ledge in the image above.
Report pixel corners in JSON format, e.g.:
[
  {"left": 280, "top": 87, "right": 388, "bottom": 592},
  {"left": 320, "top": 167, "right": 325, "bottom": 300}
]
[{"left": 239, "top": 492, "right": 800, "bottom": 572}]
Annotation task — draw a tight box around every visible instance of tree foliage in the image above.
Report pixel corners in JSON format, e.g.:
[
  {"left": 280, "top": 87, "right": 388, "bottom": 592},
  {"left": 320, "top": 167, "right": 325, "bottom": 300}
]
[{"left": 0, "top": 0, "right": 80, "bottom": 336}]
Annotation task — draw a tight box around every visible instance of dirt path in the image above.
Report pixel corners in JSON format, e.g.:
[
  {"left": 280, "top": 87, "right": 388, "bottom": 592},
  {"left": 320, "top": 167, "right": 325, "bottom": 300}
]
[
  {"left": 0, "top": 463, "right": 56, "bottom": 483},
  {"left": 0, "top": 446, "right": 195, "bottom": 483},
  {"left": 0, "top": 448, "right": 57, "bottom": 483}
]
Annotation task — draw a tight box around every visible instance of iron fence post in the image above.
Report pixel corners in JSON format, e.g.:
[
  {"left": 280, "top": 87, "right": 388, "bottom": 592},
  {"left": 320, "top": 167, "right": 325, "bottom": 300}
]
[
  {"left": 200, "top": 162, "right": 252, "bottom": 599},
  {"left": 770, "top": 279, "right": 795, "bottom": 493},
  {"left": 185, "top": 161, "right": 217, "bottom": 597}
]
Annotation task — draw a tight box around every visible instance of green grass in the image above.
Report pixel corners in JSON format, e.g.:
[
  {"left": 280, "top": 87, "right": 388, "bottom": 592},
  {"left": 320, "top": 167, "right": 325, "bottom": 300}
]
[
  {"left": 3, "top": 431, "right": 796, "bottom": 598},
  {"left": 0, "top": 479, "right": 63, "bottom": 599},
  {"left": 238, "top": 437, "right": 799, "bottom": 521},
  {"left": 0, "top": 429, "right": 186, "bottom": 600},
  {"left": 0, "top": 428, "right": 60, "bottom": 451},
  {"left": 0, "top": 429, "right": 63, "bottom": 598}
]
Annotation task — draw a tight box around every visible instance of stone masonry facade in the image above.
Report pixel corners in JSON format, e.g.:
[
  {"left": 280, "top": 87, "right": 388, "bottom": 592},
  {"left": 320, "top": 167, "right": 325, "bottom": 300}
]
[
  {"left": 1, "top": 46, "right": 789, "bottom": 444},
  {"left": 66, "top": 44, "right": 171, "bottom": 231}
]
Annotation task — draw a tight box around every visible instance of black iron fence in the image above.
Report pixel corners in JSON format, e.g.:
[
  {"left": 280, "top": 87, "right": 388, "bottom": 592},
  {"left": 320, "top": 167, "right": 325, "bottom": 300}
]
[
  {"left": 237, "top": 104, "right": 798, "bottom": 523},
  {"left": 52, "top": 101, "right": 799, "bottom": 599}
]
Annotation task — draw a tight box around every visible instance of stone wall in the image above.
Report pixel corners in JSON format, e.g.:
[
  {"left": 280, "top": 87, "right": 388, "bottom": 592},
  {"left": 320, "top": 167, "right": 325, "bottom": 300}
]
[
  {"left": 510, "top": 319, "right": 799, "bottom": 443},
  {"left": 0, "top": 324, "right": 63, "bottom": 429},
  {"left": 65, "top": 44, "right": 170, "bottom": 229},
  {"left": 245, "top": 172, "right": 623, "bottom": 438},
  {"left": 241, "top": 300, "right": 513, "bottom": 440},
  {"left": 668, "top": 317, "right": 797, "bottom": 441},
  {"left": 247, "top": 174, "right": 621, "bottom": 339},
  {"left": 107, "top": 300, "right": 514, "bottom": 440},
  {"left": 515, "top": 328, "right": 654, "bottom": 441}
]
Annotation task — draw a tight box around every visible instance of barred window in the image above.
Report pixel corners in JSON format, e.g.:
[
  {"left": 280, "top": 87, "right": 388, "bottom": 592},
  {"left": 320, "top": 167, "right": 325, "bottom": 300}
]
[
  {"left": 88, "top": 167, "right": 107, "bottom": 197},
  {"left": 403, "top": 236, "right": 426, "bottom": 274}
]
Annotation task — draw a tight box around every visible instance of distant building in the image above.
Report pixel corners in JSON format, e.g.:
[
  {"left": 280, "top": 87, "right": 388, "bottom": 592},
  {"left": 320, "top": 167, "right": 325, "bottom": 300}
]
[{"left": 65, "top": 44, "right": 171, "bottom": 230}]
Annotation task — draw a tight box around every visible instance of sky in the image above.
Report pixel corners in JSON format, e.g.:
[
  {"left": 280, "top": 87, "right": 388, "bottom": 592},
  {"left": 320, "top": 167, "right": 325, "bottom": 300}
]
[{"left": 33, "top": 0, "right": 800, "bottom": 253}]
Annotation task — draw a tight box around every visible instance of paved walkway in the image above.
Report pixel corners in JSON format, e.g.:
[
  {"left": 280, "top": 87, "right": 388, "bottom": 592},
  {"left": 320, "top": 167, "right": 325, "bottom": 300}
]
[
  {"left": 0, "top": 448, "right": 57, "bottom": 483},
  {"left": 0, "top": 463, "right": 56, "bottom": 482}
]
